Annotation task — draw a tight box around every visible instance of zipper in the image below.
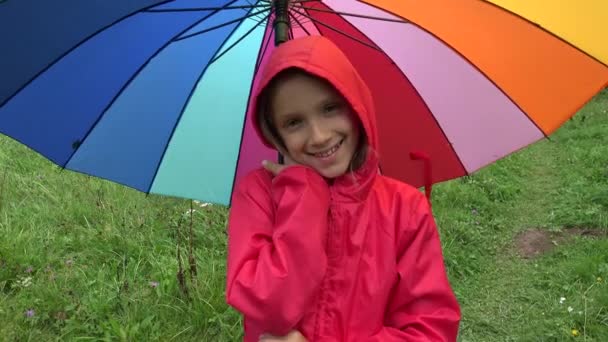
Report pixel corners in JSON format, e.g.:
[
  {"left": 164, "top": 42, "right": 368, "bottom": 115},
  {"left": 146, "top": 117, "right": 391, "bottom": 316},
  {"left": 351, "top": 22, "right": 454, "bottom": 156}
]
[{"left": 312, "top": 191, "right": 338, "bottom": 340}]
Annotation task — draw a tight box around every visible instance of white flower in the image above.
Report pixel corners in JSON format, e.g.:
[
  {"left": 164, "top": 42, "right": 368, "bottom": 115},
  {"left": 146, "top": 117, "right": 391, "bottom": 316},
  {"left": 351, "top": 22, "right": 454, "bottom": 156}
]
[
  {"left": 24, "top": 277, "right": 32, "bottom": 286},
  {"left": 17, "top": 276, "right": 32, "bottom": 288},
  {"left": 193, "top": 200, "right": 211, "bottom": 207},
  {"left": 568, "top": 306, "right": 574, "bottom": 313},
  {"left": 559, "top": 297, "right": 566, "bottom": 304},
  {"left": 192, "top": 200, "right": 211, "bottom": 208}
]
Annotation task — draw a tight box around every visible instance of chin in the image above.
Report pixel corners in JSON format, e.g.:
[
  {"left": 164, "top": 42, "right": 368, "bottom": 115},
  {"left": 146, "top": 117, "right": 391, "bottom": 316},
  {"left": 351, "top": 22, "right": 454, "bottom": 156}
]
[{"left": 316, "top": 164, "right": 349, "bottom": 179}]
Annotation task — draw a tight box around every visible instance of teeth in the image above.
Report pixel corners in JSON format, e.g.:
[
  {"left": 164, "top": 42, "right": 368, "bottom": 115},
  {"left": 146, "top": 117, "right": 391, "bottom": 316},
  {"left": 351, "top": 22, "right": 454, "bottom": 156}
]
[{"left": 315, "top": 141, "right": 341, "bottom": 158}]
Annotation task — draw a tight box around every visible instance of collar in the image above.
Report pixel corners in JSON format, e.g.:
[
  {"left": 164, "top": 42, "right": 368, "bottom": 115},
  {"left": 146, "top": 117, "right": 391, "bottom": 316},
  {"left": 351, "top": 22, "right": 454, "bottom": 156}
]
[{"left": 329, "top": 147, "right": 379, "bottom": 203}]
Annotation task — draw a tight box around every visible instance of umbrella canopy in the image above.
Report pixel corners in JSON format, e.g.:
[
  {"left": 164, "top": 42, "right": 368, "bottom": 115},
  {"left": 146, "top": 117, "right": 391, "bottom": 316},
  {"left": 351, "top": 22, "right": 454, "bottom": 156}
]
[{"left": 1, "top": 0, "right": 607, "bottom": 205}]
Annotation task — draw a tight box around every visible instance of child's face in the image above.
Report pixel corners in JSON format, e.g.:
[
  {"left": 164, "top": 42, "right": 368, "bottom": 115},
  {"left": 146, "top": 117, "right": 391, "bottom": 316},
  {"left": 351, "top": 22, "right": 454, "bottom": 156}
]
[{"left": 270, "top": 73, "right": 361, "bottom": 179}]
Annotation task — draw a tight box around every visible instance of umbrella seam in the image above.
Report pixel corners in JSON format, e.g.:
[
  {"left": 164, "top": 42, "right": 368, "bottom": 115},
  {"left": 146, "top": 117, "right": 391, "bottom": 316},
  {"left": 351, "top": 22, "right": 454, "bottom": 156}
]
[
  {"left": 0, "top": 0, "right": 176, "bottom": 109},
  {"left": 479, "top": 0, "right": 608, "bottom": 69},
  {"left": 146, "top": 0, "right": 263, "bottom": 195},
  {"left": 356, "top": 0, "right": 549, "bottom": 141},
  {"left": 229, "top": 11, "right": 274, "bottom": 207},
  {"left": 309, "top": 2, "right": 468, "bottom": 180},
  {"left": 254, "top": 19, "right": 275, "bottom": 73},
  {"left": 62, "top": 0, "right": 243, "bottom": 175}
]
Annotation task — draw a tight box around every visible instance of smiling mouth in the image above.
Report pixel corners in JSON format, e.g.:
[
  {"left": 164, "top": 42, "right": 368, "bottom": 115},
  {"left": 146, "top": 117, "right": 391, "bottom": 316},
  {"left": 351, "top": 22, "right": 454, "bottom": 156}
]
[{"left": 311, "top": 139, "right": 344, "bottom": 159}]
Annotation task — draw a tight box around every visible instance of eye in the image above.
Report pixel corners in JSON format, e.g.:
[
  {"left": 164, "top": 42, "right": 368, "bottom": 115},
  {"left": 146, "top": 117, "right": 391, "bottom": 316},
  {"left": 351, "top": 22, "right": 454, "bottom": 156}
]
[
  {"left": 283, "top": 118, "right": 302, "bottom": 129},
  {"left": 323, "top": 102, "right": 341, "bottom": 114}
]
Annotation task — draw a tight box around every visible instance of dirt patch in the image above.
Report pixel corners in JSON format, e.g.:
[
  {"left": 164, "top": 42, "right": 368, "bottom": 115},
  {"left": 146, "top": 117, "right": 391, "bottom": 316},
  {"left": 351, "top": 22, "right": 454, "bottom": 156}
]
[{"left": 514, "top": 228, "right": 607, "bottom": 259}]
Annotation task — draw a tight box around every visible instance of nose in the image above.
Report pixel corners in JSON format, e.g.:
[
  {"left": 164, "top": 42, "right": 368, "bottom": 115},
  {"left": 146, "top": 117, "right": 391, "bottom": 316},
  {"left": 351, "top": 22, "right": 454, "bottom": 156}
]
[{"left": 309, "top": 119, "right": 331, "bottom": 147}]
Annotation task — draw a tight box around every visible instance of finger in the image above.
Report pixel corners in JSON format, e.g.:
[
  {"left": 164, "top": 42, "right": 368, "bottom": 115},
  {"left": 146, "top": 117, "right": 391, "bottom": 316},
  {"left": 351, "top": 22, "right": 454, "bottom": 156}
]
[{"left": 262, "top": 160, "right": 285, "bottom": 176}]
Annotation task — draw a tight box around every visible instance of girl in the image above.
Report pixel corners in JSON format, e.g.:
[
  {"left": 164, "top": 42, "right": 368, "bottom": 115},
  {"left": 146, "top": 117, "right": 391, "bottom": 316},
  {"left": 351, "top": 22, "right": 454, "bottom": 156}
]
[{"left": 226, "top": 35, "right": 461, "bottom": 341}]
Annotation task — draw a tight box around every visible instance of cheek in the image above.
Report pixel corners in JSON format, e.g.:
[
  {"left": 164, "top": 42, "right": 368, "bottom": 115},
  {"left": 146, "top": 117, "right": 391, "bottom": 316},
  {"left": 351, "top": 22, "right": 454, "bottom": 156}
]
[
  {"left": 281, "top": 132, "right": 306, "bottom": 155},
  {"left": 339, "top": 115, "right": 359, "bottom": 140}
]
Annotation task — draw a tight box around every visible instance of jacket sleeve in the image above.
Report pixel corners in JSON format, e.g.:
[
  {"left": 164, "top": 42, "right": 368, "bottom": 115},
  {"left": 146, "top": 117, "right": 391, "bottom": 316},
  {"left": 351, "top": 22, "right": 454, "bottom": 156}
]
[
  {"left": 370, "top": 194, "right": 461, "bottom": 341},
  {"left": 225, "top": 166, "right": 330, "bottom": 335}
]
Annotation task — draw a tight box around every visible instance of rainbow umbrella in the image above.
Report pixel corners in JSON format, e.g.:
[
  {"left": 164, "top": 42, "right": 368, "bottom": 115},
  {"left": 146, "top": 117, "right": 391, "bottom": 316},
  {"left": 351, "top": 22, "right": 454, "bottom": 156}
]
[{"left": 1, "top": 0, "right": 607, "bottom": 205}]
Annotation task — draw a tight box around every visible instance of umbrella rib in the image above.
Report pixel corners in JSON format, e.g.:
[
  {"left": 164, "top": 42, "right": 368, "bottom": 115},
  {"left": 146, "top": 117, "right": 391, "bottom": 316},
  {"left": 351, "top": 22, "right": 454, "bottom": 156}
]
[
  {"left": 291, "top": 0, "right": 322, "bottom": 4},
  {"left": 259, "top": 0, "right": 321, "bottom": 4},
  {"left": 243, "top": 0, "right": 267, "bottom": 25},
  {"left": 209, "top": 11, "right": 271, "bottom": 65},
  {"left": 62, "top": 0, "right": 241, "bottom": 169},
  {"left": 288, "top": 11, "right": 312, "bottom": 36},
  {"left": 145, "top": 4, "right": 268, "bottom": 12},
  {"left": 288, "top": 15, "right": 297, "bottom": 40},
  {"left": 174, "top": 7, "right": 270, "bottom": 42},
  {"left": 290, "top": 7, "right": 381, "bottom": 52},
  {"left": 243, "top": 0, "right": 264, "bottom": 18},
  {"left": 297, "top": 5, "right": 408, "bottom": 23}
]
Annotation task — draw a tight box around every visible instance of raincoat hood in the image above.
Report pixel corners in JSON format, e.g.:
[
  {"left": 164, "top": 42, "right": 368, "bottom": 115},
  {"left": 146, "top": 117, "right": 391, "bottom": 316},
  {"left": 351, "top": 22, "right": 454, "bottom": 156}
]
[{"left": 252, "top": 35, "right": 379, "bottom": 152}]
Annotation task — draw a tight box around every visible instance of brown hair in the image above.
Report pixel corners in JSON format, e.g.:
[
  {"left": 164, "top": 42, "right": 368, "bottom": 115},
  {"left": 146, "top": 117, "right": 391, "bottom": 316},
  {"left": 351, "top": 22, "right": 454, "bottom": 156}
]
[{"left": 256, "top": 67, "right": 368, "bottom": 171}]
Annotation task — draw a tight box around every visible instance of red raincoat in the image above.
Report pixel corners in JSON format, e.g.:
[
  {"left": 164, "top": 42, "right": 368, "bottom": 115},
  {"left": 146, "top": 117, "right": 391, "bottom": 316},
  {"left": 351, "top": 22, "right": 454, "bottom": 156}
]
[{"left": 226, "top": 36, "right": 460, "bottom": 341}]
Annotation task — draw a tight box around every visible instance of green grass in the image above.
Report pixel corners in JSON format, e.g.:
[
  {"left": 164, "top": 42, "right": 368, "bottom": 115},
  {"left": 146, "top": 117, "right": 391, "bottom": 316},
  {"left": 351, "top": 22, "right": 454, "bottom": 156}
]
[
  {"left": 434, "top": 89, "right": 608, "bottom": 341},
  {"left": 0, "top": 90, "right": 607, "bottom": 341}
]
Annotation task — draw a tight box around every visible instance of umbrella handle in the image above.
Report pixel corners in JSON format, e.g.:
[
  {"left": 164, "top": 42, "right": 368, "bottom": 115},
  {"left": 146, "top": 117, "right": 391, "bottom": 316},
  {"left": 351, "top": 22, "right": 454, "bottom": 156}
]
[{"left": 409, "top": 151, "right": 433, "bottom": 205}]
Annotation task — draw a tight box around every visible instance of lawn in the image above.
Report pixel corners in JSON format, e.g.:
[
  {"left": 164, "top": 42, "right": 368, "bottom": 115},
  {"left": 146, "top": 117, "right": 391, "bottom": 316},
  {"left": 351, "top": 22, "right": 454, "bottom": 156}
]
[{"left": 0, "top": 90, "right": 606, "bottom": 341}]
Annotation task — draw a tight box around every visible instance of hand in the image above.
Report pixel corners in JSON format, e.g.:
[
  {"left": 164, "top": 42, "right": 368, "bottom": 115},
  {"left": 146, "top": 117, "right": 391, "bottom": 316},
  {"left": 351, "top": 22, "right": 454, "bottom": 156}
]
[
  {"left": 262, "top": 154, "right": 296, "bottom": 177},
  {"left": 259, "top": 330, "right": 308, "bottom": 342}
]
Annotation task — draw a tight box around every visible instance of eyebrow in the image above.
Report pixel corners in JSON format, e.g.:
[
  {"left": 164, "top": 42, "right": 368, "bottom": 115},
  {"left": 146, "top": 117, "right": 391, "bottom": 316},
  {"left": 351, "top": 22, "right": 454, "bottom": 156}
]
[{"left": 317, "top": 94, "right": 342, "bottom": 107}]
